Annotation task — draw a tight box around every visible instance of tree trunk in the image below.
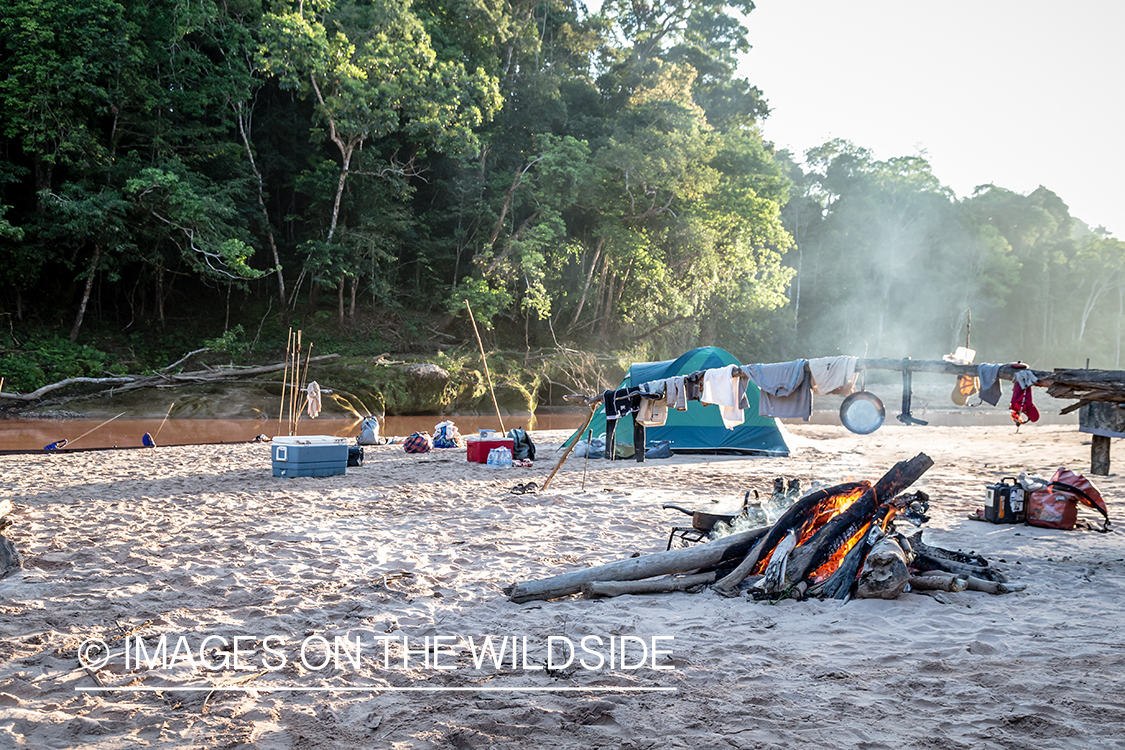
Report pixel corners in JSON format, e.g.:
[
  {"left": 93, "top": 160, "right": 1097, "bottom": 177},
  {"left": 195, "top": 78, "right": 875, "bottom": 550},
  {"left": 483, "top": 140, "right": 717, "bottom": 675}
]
[
  {"left": 349, "top": 276, "right": 357, "bottom": 318},
  {"left": 568, "top": 237, "right": 603, "bottom": 329},
  {"left": 234, "top": 100, "right": 286, "bottom": 307},
  {"left": 337, "top": 275, "right": 345, "bottom": 326},
  {"left": 70, "top": 244, "right": 101, "bottom": 343}
]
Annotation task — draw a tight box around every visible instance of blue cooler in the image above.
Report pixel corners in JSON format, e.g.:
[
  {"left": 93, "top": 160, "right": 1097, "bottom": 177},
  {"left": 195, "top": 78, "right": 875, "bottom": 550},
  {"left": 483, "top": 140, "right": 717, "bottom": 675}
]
[{"left": 272, "top": 436, "right": 349, "bottom": 477}]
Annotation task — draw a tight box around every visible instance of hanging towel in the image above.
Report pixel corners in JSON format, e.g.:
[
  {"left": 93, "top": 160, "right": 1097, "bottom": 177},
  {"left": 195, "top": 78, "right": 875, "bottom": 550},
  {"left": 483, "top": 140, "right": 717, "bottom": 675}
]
[
  {"left": 741, "top": 360, "right": 813, "bottom": 420},
  {"left": 808, "top": 356, "right": 858, "bottom": 395},
  {"left": 637, "top": 380, "right": 669, "bottom": 427},
  {"left": 700, "top": 365, "right": 746, "bottom": 429},
  {"left": 977, "top": 363, "right": 1002, "bottom": 406},
  {"left": 306, "top": 381, "right": 322, "bottom": 419}
]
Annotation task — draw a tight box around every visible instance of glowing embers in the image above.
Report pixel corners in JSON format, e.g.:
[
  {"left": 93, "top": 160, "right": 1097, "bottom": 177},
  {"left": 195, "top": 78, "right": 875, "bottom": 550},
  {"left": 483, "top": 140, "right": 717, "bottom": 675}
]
[{"left": 751, "top": 483, "right": 872, "bottom": 577}]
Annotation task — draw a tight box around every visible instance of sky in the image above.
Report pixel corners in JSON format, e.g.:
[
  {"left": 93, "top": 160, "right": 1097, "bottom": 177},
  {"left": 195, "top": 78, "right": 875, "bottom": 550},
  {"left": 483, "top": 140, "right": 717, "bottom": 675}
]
[{"left": 741, "top": 0, "right": 1125, "bottom": 236}]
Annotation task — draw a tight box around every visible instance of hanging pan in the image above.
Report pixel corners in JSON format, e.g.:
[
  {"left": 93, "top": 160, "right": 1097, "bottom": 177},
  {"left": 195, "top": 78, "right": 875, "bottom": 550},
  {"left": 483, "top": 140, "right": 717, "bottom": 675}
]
[{"left": 840, "top": 391, "right": 886, "bottom": 435}]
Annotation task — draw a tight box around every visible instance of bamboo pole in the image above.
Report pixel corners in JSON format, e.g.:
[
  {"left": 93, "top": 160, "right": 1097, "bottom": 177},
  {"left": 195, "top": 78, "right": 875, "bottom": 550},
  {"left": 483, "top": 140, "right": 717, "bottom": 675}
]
[
  {"left": 540, "top": 405, "right": 598, "bottom": 493},
  {"left": 293, "top": 343, "right": 313, "bottom": 431},
  {"left": 154, "top": 402, "right": 175, "bottom": 440},
  {"left": 288, "top": 331, "right": 302, "bottom": 435},
  {"left": 67, "top": 412, "right": 126, "bottom": 447},
  {"left": 464, "top": 300, "right": 505, "bottom": 434},
  {"left": 278, "top": 328, "right": 293, "bottom": 435}
]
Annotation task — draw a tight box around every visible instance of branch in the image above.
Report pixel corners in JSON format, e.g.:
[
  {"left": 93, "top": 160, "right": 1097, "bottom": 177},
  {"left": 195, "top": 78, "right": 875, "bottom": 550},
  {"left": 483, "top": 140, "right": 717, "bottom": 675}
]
[{"left": 0, "top": 377, "right": 135, "bottom": 402}]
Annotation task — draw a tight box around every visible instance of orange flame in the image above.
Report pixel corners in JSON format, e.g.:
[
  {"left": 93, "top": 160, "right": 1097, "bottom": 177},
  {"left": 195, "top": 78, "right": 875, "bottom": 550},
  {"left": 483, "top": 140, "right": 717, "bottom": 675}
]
[
  {"left": 807, "top": 522, "right": 871, "bottom": 584},
  {"left": 752, "top": 485, "right": 871, "bottom": 575}
]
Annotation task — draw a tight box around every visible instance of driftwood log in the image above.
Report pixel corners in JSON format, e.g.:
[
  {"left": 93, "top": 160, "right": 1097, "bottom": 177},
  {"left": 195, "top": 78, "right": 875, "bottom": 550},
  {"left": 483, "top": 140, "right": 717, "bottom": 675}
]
[
  {"left": 856, "top": 536, "right": 911, "bottom": 599},
  {"left": 909, "top": 574, "right": 968, "bottom": 592},
  {"left": 0, "top": 354, "right": 341, "bottom": 407},
  {"left": 0, "top": 499, "right": 19, "bottom": 579},
  {"left": 507, "top": 526, "right": 769, "bottom": 603},
  {"left": 581, "top": 572, "right": 716, "bottom": 599}
]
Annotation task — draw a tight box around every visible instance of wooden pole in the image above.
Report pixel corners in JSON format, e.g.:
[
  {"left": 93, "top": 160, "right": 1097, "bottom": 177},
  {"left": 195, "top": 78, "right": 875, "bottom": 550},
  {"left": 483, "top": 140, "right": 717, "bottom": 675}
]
[
  {"left": 540, "top": 406, "right": 597, "bottom": 493},
  {"left": 293, "top": 343, "right": 313, "bottom": 431},
  {"left": 1091, "top": 434, "right": 1111, "bottom": 475},
  {"left": 288, "top": 331, "right": 302, "bottom": 435},
  {"left": 278, "top": 328, "right": 292, "bottom": 435},
  {"left": 67, "top": 412, "right": 126, "bottom": 447},
  {"left": 464, "top": 300, "right": 505, "bottom": 434},
  {"left": 154, "top": 402, "right": 175, "bottom": 440}
]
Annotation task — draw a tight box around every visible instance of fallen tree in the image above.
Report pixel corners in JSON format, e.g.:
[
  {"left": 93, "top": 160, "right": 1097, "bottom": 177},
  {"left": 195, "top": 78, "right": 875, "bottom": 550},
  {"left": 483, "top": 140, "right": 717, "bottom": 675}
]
[{"left": 0, "top": 354, "right": 341, "bottom": 410}]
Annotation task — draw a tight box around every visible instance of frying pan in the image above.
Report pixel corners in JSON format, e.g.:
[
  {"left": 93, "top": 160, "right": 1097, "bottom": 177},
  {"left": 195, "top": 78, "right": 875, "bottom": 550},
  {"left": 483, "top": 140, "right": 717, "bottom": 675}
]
[
  {"left": 662, "top": 504, "right": 739, "bottom": 532},
  {"left": 839, "top": 391, "right": 886, "bottom": 434}
]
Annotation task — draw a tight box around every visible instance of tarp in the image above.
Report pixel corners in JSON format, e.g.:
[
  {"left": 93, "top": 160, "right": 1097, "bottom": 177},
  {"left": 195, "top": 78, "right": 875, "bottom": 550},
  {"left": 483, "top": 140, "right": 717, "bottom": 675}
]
[{"left": 568, "top": 346, "right": 790, "bottom": 456}]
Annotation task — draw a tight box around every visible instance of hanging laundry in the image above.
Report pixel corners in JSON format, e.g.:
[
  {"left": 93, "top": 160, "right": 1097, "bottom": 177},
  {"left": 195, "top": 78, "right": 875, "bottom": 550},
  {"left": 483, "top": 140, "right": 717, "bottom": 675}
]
[
  {"left": 603, "top": 387, "right": 641, "bottom": 420},
  {"left": 700, "top": 365, "right": 746, "bottom": 429},
  {"left": 741, "top": 360, "right": 813, "bottom": 420},
  {"left": 306, "top": 381, "right": 322, "bottom": 419},
  {"left": 665, "top": 376, "right": 688, "bottom": 411},
  {"left": 636, "top": 380, "right": 669, "bottom": 427},
  {"left": 683, "top": 370, "right": 705, "bottom": 403},
  {"left": 977, "top": 363, "right": 1002, "bottom": 406},
  {"left": 1010, "top": 366, "right": 1040, "bottom": 424},
  {"left": 808, "top": 356, "right": 858, "bottom": 395}
]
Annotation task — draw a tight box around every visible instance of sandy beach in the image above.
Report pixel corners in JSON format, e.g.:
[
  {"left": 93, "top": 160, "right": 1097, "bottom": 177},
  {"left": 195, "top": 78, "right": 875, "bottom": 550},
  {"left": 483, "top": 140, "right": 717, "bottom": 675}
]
[{"left": 1, "top": 421, "right": 1123, "bottom": 749}]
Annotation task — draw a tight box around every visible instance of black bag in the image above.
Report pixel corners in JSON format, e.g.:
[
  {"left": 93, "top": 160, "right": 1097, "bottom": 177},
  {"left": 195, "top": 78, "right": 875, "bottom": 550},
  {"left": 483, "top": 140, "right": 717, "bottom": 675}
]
[
  {"left": 348, "top": 445, "right": 364, "bottom": 467},
  {"left": 507, "top": 427, "right": 536, "bottom": 461}
]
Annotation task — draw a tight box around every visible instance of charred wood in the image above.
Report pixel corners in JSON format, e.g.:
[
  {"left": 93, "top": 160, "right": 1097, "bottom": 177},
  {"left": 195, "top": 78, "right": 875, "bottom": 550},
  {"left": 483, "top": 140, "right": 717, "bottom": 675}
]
[
  {"left": 873, "top": 453, "right": 935, "bottom": 504},
  {"left": 905, "top": 531, "right": 988, "bottom": 568},
  {"left": 912, "top": 553, "right": 1007, "bottom": 583},
  {"left": 711, "top": 481, "right": 871, "bottom": 597}
]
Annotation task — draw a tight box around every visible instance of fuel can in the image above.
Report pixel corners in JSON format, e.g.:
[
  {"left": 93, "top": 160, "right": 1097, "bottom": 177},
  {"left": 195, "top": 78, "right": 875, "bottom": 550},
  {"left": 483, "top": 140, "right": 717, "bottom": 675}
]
[{"left": 985, "top": 477, "right": 1026, "bottom": 523}]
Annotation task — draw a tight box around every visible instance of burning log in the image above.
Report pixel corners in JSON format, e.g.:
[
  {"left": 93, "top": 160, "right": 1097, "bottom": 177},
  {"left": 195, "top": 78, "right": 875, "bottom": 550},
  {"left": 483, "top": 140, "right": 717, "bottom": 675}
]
[
  {"left": 713, "top": 453, "right": 934, "bottom": 598},
  {"left": 507, "top": 526, "right": 770, "bottom": 603},
  {"left": 581, "top": 572, "right": 716, "bottom": 599}
]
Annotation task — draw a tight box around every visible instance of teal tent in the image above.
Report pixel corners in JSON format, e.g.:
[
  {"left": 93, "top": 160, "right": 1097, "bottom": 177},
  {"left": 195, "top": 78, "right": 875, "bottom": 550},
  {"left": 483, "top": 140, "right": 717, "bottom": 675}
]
[{"left": 569, "top": 347, "right": 790, "bottom": 456}]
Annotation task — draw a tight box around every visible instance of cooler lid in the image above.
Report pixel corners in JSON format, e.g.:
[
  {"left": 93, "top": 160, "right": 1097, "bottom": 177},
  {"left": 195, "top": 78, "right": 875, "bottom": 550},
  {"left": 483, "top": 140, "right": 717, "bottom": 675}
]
[{"left": 273, "top": 435, "right": 348, "bottom": 446}]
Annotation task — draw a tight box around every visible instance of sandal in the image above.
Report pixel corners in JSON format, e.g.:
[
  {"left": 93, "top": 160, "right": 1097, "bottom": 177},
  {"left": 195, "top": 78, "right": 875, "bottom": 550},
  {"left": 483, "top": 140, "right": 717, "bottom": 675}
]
[{"left": 509, "top": 482, "right": 538, "bottom": 495}]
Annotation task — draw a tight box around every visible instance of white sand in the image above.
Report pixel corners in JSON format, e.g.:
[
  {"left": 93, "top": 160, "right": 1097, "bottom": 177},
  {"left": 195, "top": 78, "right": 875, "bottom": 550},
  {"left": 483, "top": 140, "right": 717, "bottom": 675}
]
[{"left": 1, "top": 423, "right": 1124, "bottom": 749}]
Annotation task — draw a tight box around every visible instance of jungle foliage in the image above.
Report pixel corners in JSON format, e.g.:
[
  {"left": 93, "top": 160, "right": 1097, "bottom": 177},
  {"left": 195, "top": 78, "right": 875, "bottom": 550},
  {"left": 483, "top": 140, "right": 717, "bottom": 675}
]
[{"left": 0, "top": 0, "right": 1122, "bottom": 394}]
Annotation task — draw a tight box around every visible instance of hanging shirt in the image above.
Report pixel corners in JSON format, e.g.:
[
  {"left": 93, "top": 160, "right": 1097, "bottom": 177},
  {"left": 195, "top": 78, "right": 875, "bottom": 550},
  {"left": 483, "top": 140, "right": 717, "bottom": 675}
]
[
  {"left": 683, "top": 371, "right": 705, "bottom": 402},
  {"left": 603, "top": 387, "right": 641, "bottom": 420},
  {"left": 977, "top": 363, "right": 1002, "bottom": 406},
  {"left": 741, "top": 360, "right": 813, "bottom": 420},
  {"left": 808, "top": 356, "right": 858, "bottom": 395},
  {"left": 700, "top": 365, "right": 746, "bottom": 430},
  {"left": 665, "top": 377, "right": 688, "bottom": 411}
]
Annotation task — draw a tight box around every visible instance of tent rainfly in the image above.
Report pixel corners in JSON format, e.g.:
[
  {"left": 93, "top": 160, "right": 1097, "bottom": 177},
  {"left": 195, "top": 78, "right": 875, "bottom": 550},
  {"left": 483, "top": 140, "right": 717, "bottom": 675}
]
[{"left": 569, "top": 347, "right": 790, "bottom": 456}]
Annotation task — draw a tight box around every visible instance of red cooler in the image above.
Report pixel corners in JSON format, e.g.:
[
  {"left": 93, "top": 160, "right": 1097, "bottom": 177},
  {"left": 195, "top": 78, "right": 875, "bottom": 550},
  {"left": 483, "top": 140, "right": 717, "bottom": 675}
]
[{"left": 467, "top": 437, "right": 513, "bottom": 463}]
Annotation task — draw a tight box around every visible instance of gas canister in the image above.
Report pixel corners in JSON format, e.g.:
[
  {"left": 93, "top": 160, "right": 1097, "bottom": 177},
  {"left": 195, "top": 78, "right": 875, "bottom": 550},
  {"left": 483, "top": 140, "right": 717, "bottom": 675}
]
[{"left": 985, "top": 477, "right": 1026, "bottom": 523}]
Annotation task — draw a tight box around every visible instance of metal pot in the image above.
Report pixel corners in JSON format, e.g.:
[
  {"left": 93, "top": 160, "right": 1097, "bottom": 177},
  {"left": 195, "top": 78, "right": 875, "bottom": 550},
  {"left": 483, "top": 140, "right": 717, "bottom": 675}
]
[{"left": 662, "top": 504, "right": 738, "bottom": 532}]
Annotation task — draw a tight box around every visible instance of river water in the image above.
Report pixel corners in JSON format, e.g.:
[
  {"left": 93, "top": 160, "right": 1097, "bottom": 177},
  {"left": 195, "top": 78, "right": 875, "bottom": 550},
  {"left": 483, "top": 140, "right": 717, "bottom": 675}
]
[{"left": 0, "top": 414, "right": 589, "bottom": 451}]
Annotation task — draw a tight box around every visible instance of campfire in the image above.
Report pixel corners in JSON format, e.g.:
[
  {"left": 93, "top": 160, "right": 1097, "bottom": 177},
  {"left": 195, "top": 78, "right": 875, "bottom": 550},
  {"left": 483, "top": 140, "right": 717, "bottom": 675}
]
[{"left": 508, "top": 453, "right": 1025, "bottom": 604}]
